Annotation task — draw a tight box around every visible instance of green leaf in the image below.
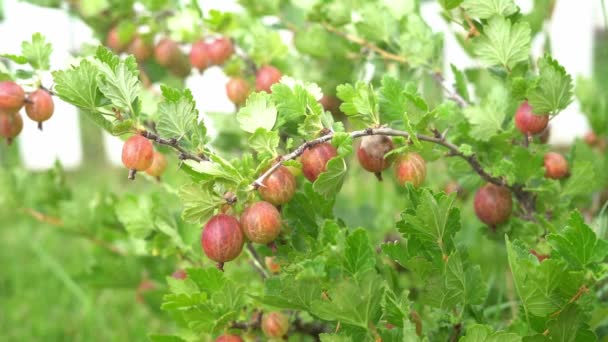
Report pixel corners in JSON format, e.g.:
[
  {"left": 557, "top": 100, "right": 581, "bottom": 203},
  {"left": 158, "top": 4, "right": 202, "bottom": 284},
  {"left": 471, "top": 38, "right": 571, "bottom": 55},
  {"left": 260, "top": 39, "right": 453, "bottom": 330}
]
[
  {"left": 506, "top": 237, "right": 585, "bottom": 318},
  {"left": 547, "top": 211, "right": 608, "bottom": 268},
  {"left": 115, "top": 194, "right": 155, "bottom": 238},
  {"left": 311, "top": 271, "right": 384, "bottom": 329},
  {"left": 52, "top": 59, "right": 104, "bottom": 111},
  {"left": 331, "top": 132, "right": 353, "bottom": 157},
  {"left": 545, "top": 305, "right": 597, "bottom": 342},
  {"left": 398, "top": 14, "right": 440, "bottom": 67},
  {"left": 378, "top": 75, "right": 407, "bottom": 123},
  {"left": 0, "top": 53, "right": 28, "bottom": 64},
  {"left": 439, "top": 0, "right": 464, "bottom": 10},
  {"left": 382, "top": 288, "right": 412, "bottom": 328},
  {"left": 313, "top": 157, "right": 347, "bottom": 198},
  {"left": 237, "top": 92, "right": 277, "bottom": 133},
  {"left": 204, "top": 9, "right": 233, "bottom": 32},
  {"left": 157, "top": 86, "right": 204, "bottom": 149},
  {"left": 462, "top": 0, "right": 519, "bottom": 19},
  {"left": 178, "top": 183, "right": 224, "bottom": 223},
  {"left": 463, "top": 85, "right": 508, "bottom": 141},
  {"left": 343, "top": 229, "right": 375, "bottom": 276},
  {"left": 337, "top": 82, "right": 379, "bottom": 126},
  {"left": 460, "top": 324, "right": 522, "bottom": 341},
  {"left": 397, "top": 189, "right": 460, "bottom": 256},
  {"left": 248, "top": 128, "right": 279, "bottom": 160},
  {"left": 474, "top": 16, "right": 531, "bottom": 70},
  {"left": 451, "top": 64, "right": 471, "bottom": 103},
  {"left": 248, "top": 25, "right": 288, "bottom": 65},
  {"left": 528, "top": 55, "right": 573, "bottom": 114},
  {"left": 95, "top": 46, "right": 140, "bottom": 115},
  {"left": 257, "top": 275, "right": 322, "bottom": 311},
  {"left": 319, "top": 334, "right": 353, "bottom": 342},
  {"left": 442, "top": 251, "right": 487, "bottom": 308},
  {"left": 148, "top": 335, "right": 187, "bottom": 342},
  {"left": 355, "top": 3, "right": 395, "bottom": 43},
  {"left": 561, "top": 161, "right": 595, "bottom": 198},
  {"left": 21, "top": 33, "right": 52, "bottom": 70}
]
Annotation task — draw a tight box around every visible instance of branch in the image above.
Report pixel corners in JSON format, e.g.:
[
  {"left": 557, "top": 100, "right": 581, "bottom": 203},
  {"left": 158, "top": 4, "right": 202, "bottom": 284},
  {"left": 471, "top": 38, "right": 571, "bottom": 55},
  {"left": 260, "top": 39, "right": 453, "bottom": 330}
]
[
  {"left": 22, "top": 208, "right": 126, "bottom": 256},
  {"left": 230, "top": 312, "right": 329, "bottom": 338},
  {"left": 320, "top": 23, "right": 469, "bottom": 108},
  {"left": 245, "top": 243, "right": 269, "bottom": 279},
  {"left": 252, "top": 127, "right": 506, "bottom": 189},
  {"left": 140, "top": 130, "right": 208, "bottom": 162},
  {"left": 321, "top": 23, "right": 407, "bottom": 64}
]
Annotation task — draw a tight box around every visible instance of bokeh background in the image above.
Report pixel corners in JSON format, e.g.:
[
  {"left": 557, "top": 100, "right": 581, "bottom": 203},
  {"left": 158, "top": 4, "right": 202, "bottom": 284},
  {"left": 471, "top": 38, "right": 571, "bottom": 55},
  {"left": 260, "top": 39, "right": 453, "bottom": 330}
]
[{"left": 0, "top": 0, "right": 607, "bottom": 340}]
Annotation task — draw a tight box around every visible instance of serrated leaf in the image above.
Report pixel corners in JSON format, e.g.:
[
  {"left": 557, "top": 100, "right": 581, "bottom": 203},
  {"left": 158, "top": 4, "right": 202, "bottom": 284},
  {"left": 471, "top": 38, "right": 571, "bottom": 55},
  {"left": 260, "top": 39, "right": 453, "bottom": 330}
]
[
  {"left": 343, "top": 229, "right": 375, "bottom": 276},
  {"left": 114, "top": 194, "right": 155, "bottom": 238},
  {"left": 451, "top": 64, "right": 471, "bottom": 103},
  {"left": 52, "top": 59, "right": 104, "bottom": 111},
  {"left": 397, "top": 189, "right": 460, "bottom": 256},
  {"left": 331, "top": 132, "right": 353, "bottom": 157},
  {"left": 21, "top": 33, "right": 52, "bottom": 70},
  {"left": 248, "top": 128, "right": 279, "bottom": 160},
  {"left": 156, "top": 86, "right": 204, "bottom": 149},
  {"left": 337, "top": 82, "right": 379, "bottom": 127},
  {"left": 528, "top": 55, "right": 573, "bottom": 114},
  {"left": 439, "top": 0, "right": 464, "bottom": 10},
  {"left": 474, "top": 16, "right": 531, "bottom": 70},
  {"left": 311, "top": 271, "right": 384, "bottom": 329},
  {"left": 378, "top": 75, "right": 407, "bottom": 123},
  {"left": 0, "top": 53, "right": 28, "bottom": 64},
  {"left": 547, "top": 211, "right": 608, "bottom": 268},
  {"left": 561, "top": 161, "right": 594, "bottom": 198},
  {"left": 506, "top": 237, "right": 585, "bottom": 318},
  {"left": 237, "top": 92, "right": 277, "bottom": 133},
  {"left": 95, "top": 47, "right": 140, "bottom": 116},
  {"left": 463, "top": 85, "right": 508, "bottom": 141},
  {"left": 313, "top": 157, "right": 347, "bottom": 198},
  {"left": 460, "top": 324, "right": 522, "bottom": 341},
  {"left": 179, "top": 183, "right": 224, "bottom": 223},
  {"left": 462, "top": 0, "right": 518, "bottom": 19}
]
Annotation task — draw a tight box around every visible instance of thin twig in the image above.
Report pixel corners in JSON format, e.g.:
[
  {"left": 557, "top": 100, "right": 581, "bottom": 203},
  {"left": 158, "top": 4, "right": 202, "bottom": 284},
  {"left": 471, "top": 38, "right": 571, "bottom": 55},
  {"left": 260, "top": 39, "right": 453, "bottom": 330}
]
[
  {"left": 140, "top": 130, "right": 208, "bottom": 162},
  {"left": 245, "top": 243, "right": 269, "bottom": 279},
  {"left": 321, "top": 23, "right": 469, "bottom": 108},
  {"left": 321, "top": 23, "right": 407, "bottom": 64},
  {"left": 22, "top": 208, "right": 126, "bottom": 256},
  {"left": 252, "top": 127, "right": 505, "bottom": 189}
]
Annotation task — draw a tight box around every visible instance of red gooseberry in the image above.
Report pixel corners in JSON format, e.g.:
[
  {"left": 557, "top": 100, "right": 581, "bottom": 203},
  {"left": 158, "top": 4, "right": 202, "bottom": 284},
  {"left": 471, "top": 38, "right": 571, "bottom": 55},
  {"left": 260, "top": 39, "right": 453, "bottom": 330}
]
[
  {"left": 240, "top": 201, "right": 282, "bottom": 244},
  {"left": 473, "top": 184, "right": 513, "bottom": 226},
  {"left": 25, "top": 89, "right": 54, "bottom": 130},
  {"left": 258, "top": 165, "right": 296, "bottom": 205},
  {"left": 255, "top": 66, "right": 282, "bottom": 93},
  {"left": 514, "top": 101, "right": 549, "bottom": 135},
  {"left": 226, "top": 78, "right": 250, "bottom": 106},
  {"left": 301, "top": 142, "right": 337, "bottom": 182},
  {"left": 201, "top": 214, "right": 244, "bottom": 263},
  {"left": 0, "top": 81, "right": 25, "bottom": 114},
  {"left": 394, "top": 152, "right": 426, "bottom": 188},
  {"left": 543, "top": 152, "right": 568, "bottom": 179}
]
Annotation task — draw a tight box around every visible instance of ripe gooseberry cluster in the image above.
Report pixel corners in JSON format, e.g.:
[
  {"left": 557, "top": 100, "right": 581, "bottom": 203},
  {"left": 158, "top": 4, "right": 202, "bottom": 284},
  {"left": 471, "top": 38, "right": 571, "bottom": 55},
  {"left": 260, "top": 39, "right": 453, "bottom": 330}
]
[
  {"left": 201, "top": 137, "right": 429, "bottom": 270},
  {"left": 105, "top": 26, "right": 284, "bottom": 108},
  {"left": 0, "top": 81, "right": 55, "bottom": 144},
  {"left": 470, "top": 101, "right": 573, "bottom": 227},
  {"left": 121, "top": 134, "right": 168, "bottom": 180}
]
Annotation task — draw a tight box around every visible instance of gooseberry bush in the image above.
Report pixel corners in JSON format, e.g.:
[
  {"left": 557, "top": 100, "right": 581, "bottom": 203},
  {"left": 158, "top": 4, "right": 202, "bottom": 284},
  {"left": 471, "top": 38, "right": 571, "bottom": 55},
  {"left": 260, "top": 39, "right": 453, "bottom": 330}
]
[{"left": 1, "top": 0, "right": 608, "bottom": 341}]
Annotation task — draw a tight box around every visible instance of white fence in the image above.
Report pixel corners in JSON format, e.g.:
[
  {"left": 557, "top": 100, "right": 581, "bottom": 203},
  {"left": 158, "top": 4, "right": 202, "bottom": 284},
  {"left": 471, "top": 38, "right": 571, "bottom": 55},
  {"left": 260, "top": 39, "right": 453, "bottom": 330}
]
[{"left": 0, "top": 0, "right": 603, "bottom": 170}]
